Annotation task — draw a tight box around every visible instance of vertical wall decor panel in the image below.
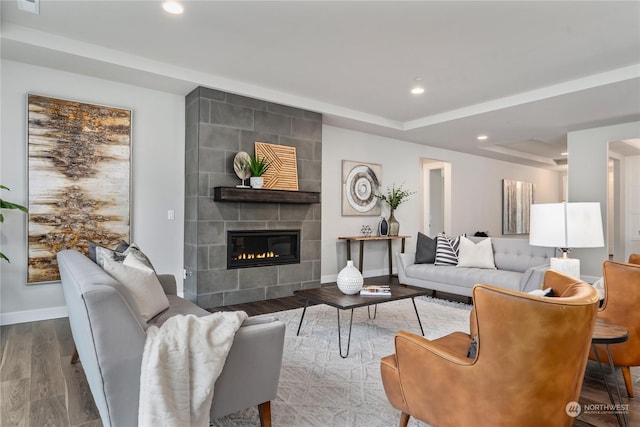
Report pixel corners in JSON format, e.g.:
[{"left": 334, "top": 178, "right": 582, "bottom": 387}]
[{"left": 27, "top": 94, "right": 131, "bottom": 283}]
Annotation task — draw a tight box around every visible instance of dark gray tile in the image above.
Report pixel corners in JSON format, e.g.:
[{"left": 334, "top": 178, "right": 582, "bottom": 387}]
[
  {"left": 292, "top": 117, "right": 322, "bottom": 140},
  {"left": 210, "top": 101, "right": 254, "bottom": 129},
  {"left": 197, "top": 246, "right": 209, "bottom": 270},
  {"left": 185, "top": 172, "right": 198, "bottom": 198},
  {"left": 266, "top": 282, "right": 300, "bottom": 299},
  {"left": 199, "top": 99, "right": 210, "bottom": 122},
  {"left": 209, "top": 244, "right": 227, "bottom": 269},
  {"left": 184, "top": 243, "right": 197, "bottom": 268},
  {"left": 301, "top": 240, "right": 321, "bottom": 261},
  {"left": 279, "top": 204, "right": 314, "bottom": 221},
  {"left": 302, "top": 221, "right": 321, "bottom": 240},
  {"left": 303, "top": 110, "right": 323, "bottom": 122},
  {"left": 266, "top": 102, "right": 307, "bottom": 118},
  {"left": 227, "top": 93, "right": 268, "bottom": 110},
  {"left": 240, "top": 130, "right": 278, "bottom": 153},
  {"left": 300, "top": 280, "right": 322, "bottom": 290},
  {"left": 185, "top": 87, "right": 201, "bottom": 105},
  {"left": 300, "top": 159, "right": 322, "bottom": 181},
  {"left": 198, "top": 199, "right": 239, "bottom": 221},
  {"left": 223, "top": 288, "right": 267, "bottom": 305},
  {"left": 313, "top": 140, "right": 322, "bottom": 161},
  {"left": 254, "top": 110, "right": 291, "bottom": 135},
  {"left": 278, "top": 136, "right": 315, "bottom": 160},
  {"left": 199, "top": 124, "right": 240, "bottom": 150},
  {"left": 197, "top": 292, "right": 224, "bottom": 309},
  {"left": 199, "top": 87, "right": 226, "bottom": 102},
  {"left": 238, "top": 266, "right": 278, "bottom": 289},
  {"left": 198, "top": 147, "right": 226, "bottom": 173},
  {"left": 197, "top": 221, "right": 225, "bottom": 245},
  {"left": 184, "top": 221, "right": 198, "bottom": 245},
  {"left": 198, "top": 268, "right": 238, "bottom": 293},
  {"left": 225, "top": 220, "right": 268, "bottom": 231},
  {"left": 279, "top": 261, "right": 313, "bottom": 283},
  {"left": 239, "top": 203, "right": 279, "bottom": 221}
]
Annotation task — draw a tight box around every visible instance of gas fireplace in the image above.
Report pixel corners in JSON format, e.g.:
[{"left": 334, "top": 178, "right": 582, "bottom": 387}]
[{"left": 227, "top": 230, "right": 300, "bottom": 269}]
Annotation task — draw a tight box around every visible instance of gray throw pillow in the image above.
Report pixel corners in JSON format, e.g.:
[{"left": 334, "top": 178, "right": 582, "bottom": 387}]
[{"left": 415, "top": 232, "right": 437, "bottom": 264}]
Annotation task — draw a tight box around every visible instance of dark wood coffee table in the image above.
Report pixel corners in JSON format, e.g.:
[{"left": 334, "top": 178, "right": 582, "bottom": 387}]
[{"left": 294, "top": 283, "right": 431, "bottom": 358}]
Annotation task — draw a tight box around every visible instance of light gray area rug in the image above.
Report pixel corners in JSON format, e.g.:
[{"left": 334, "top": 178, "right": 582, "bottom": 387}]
[{"left": 211, "top": 296, "right": 471, "bottom": 427}]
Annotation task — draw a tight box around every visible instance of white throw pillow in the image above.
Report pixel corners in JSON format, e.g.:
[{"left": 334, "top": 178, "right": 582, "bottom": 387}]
[
  {"left": 100, "top": 244, "right": 170, "bottom": 321},
  {"left": 456, "top": 236, "right": 496, "bottom": 269}
]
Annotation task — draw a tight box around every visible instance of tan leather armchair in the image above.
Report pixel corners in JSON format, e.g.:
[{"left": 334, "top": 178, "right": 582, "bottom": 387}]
[
  {"left": 381, "top": 270, "right": 599, "bottom": 427},
  {"left": 590, "top": 257, "right": 640, "bottom": 398}
]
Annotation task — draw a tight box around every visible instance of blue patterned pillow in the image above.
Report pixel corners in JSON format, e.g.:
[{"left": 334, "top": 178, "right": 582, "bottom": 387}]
[{"left": 434, "top": 233, "right": 460, "bottom": 266}]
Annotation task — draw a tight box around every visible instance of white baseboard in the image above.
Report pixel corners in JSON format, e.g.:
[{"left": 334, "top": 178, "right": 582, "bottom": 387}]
[{"left": 0, "top": 306, "right": 68, "bottom": 326}]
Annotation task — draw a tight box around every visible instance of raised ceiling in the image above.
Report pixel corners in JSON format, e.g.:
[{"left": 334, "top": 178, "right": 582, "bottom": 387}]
[{"left": 2, "top": 1, "right": 639, "bottom": 167}]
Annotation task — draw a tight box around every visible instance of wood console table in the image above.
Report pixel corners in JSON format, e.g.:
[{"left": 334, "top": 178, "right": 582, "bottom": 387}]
[{"left": 338, "top": 235, "right": 410, "bottom": 278}]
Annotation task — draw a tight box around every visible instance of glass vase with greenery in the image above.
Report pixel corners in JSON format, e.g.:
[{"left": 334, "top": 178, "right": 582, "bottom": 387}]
[{"left": 1, "top": 185, "right": 28, "bottom": 262}]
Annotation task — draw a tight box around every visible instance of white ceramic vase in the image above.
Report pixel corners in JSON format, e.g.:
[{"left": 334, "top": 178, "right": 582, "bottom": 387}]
[
  {"left": 336, "top": 260, "right": 364, "bottom": 295},
  {"left": 250, "top": 176, "right": 264, "bottom": 189}
]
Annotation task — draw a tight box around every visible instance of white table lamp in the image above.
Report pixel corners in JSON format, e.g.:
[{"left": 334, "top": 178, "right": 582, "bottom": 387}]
[{"left": 529, "top": 202, "right": 604, "bottom": 279}]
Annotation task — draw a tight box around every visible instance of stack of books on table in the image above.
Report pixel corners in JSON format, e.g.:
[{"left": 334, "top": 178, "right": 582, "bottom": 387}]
[{"left": 360, "top": 285, "right": 391, "bottom": 296}]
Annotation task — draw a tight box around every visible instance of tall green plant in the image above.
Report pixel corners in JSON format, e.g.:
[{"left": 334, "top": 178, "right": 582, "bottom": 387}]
[{"left": 1, "top": 185, "right": 28, "bottom": 262}]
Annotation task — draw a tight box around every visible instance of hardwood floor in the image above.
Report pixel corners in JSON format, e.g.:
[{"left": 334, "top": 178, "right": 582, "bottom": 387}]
[{"left": 1, "top": 285, "right": 637, "bottom": 427}]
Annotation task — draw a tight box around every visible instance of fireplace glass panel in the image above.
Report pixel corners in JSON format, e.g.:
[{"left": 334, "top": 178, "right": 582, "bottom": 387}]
[{"left": 227, "top": 230, "right": 300, "bottom": 269}]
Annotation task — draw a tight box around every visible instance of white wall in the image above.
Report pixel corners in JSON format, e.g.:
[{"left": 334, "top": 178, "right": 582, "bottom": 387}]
[
  {"left": 0, "top": 60, "right": 185, "bottom": 325},
  {"left": 321, "top": 125, "right": 562, "bottom": 281},
  {"left": 568, "top": 121, "right": 640, "bottom": 276}
]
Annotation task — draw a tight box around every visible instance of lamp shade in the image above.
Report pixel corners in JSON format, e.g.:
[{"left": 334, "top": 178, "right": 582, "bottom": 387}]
[{"left": 529, "top": 202, "right": 604, "bottom": 249}]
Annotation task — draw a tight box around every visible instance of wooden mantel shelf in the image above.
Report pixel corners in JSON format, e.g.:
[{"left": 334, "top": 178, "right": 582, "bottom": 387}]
[{"left": 213, "top": 186, "right": 320, "bottom": 204}]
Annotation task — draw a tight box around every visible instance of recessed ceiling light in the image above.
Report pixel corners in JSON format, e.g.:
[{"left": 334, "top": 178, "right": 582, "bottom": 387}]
[
  {"left": 411, "top": 87, "right": 425, "bottom": 95},
  {"left": 162, "top": 1, "right": 184, "bottom": 14},
  {"left": 561, "top": 152, "right": 568, "bottom": 156},
  {"left": 477, "top": 135, "right": 488, "bottom": 141}
]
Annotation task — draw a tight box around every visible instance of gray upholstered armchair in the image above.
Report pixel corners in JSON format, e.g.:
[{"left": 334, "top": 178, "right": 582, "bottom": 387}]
[{"left": 57, "top": 249, "right": 286, "bottom": 427}]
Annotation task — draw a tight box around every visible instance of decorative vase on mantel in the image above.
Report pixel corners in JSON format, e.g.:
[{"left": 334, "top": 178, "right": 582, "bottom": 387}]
[
  {"left": 388, "top": 210, "right": 400, "bottom": 236},
  {"left": 336, "top": 260, "right": 364, "bottom": 295},
  {"left": 250, "top": 176, "right": 264, "bottom": 189}
]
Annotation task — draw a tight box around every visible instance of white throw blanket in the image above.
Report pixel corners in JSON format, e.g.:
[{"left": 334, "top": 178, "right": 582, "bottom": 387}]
[{"left": 138, "top": 311, "right": 248, "bottom": 427}]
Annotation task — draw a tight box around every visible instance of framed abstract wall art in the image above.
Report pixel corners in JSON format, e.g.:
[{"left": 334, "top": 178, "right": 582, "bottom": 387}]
[
  {"left": 342, "top": 160, "right": 381, "bottom": 216},
  {"left": 27, "top": 94, "right": 132, "bottom": 283},
  {"left": 502, "top": 179, "right": 534, "bottom": 235},
  {"left": 255, "top": 141, "right": 299, "bottom": 191}
]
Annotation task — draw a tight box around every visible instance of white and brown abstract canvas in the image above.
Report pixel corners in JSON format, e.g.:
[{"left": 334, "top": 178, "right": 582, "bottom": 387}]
[{"left": 27, "top": 94, "right": 131, "bottom": 283}]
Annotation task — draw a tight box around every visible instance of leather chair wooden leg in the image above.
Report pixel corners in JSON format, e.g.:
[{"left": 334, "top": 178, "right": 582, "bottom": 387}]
[
  {"left": 621, "top": 366, "right": 634, "bottom": 398},
  {"left": 258, "top": 401, "right": 271, "bottom": 427},
  {"left": 399, "top": 412, "right": 410, "bottom": 427}
]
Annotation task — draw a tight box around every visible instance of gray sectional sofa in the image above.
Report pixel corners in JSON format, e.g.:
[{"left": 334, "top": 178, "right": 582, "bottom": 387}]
[
  {"left": 57, "top": 249, "right": 286, "bottom": 427},
  {"left": 397, "top": 236, "right": 556, "bottom": 297}
]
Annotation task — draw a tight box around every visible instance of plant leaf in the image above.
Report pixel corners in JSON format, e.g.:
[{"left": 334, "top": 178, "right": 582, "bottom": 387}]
[
  {"left": 0, "top": 200, "right": 28, "bottom": 213},
  {"left": 0, "top": 252, "right": 10, "bottom": 263}
]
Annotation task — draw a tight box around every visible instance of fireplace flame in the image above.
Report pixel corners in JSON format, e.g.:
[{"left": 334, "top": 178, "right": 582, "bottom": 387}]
[{"left": 234, "top": 252, "right": 279, "bottom": 261}]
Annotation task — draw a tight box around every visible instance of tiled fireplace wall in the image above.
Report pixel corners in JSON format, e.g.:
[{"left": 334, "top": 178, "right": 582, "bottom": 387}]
[{"left": 184, "top": 86, "right": 322, "bottom": 308}]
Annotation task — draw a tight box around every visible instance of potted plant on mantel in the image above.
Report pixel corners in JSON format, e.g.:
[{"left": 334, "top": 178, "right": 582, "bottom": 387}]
[
  {"left": 1, "top": 185, "right": 28, "bottom": 262},
  {"left": 376, "top": 183, "right": 414, "bottom": 236},
  {"left": 247, "top": 154, "right": 271, "bottom": 189}
]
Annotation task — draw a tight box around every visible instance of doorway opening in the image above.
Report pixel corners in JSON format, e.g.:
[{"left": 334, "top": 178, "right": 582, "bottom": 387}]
[{"left": 421, "top": 159, "right": 452, "bottom": 237}]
